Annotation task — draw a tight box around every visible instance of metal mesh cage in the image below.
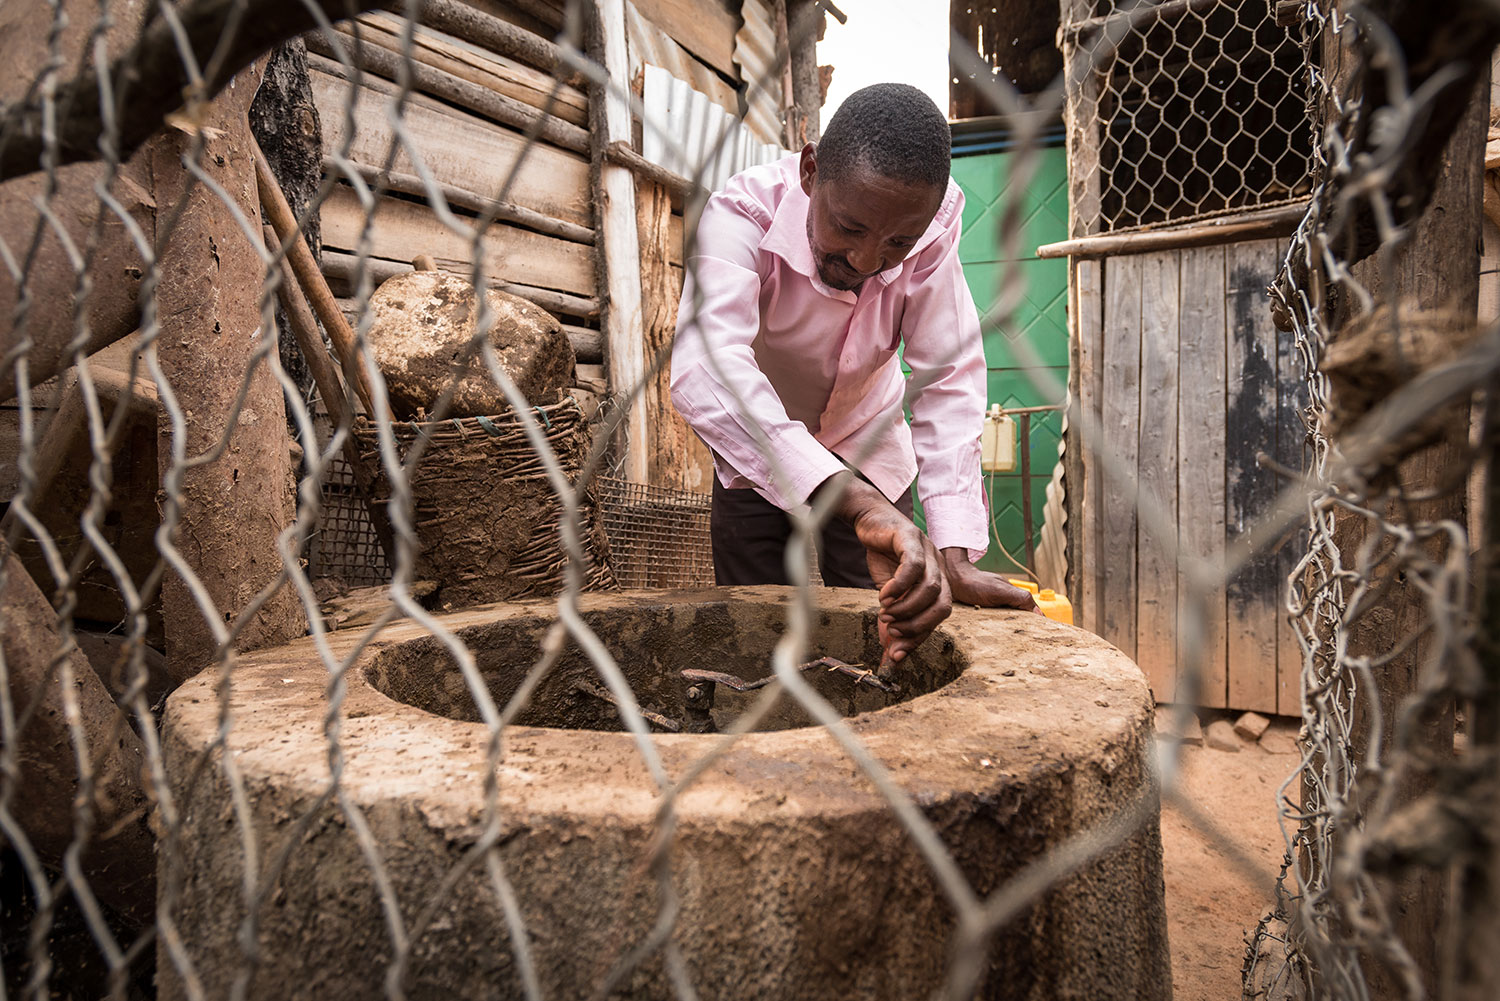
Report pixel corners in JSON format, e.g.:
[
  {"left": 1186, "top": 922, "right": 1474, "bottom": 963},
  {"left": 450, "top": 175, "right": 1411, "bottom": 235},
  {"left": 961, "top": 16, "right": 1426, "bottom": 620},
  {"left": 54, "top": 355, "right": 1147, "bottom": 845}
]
[
  {"left": 598, "top": 476, "right": 715, "bottom": 589},
  {"left": 1062, "top": 0, "right": 1314, "bottom": 234}
]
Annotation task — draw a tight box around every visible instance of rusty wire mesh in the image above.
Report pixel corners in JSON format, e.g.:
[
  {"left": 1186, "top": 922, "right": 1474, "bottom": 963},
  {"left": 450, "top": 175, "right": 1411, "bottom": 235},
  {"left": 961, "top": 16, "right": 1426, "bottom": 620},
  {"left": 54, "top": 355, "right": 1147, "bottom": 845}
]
[
  {"left": 1061, "top": 0, "right": 1314, "bottom": 234},
  {"left": 1238, "top": 2, "right": 1497, "bottom": 998},
  {"left": 597, "top": 477, "right": 714, "bottom": 589},
  {"left": 0, "top": 0, "right": 1494, "bottom": 1000}
]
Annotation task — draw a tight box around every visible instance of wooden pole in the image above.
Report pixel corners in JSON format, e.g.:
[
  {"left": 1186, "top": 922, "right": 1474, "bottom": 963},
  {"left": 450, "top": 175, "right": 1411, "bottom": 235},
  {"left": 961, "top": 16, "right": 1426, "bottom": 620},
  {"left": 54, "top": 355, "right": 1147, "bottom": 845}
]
[
  {"left": 253, "top": 137, "right": 377, "bottom": 416},
  {"left": 149, "top": 57, "right": 306, "bottom": 684},
  {"left": 419, "top": 0, "right": 573, "bottom": 78},
  {"left": 301, "top": 30, "right": 589, "bottom": 154},
  {"left": 592, "top": 0, "right": 648, "bottom": 482}
]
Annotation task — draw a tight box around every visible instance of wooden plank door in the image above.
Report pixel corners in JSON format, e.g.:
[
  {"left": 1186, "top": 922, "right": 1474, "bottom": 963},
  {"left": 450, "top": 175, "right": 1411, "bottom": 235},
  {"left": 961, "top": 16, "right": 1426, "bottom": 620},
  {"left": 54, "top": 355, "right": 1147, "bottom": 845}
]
[{"left": 1081, "top": 237, "right": 1296, "bottom": 711}]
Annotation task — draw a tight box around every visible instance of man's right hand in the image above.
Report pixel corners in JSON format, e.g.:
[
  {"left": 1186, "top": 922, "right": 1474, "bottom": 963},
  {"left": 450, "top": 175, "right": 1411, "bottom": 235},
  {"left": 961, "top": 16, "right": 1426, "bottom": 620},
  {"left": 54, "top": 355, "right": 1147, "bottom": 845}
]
[{"left": 815, "top": 475, "right": 952, "bottom": 664}]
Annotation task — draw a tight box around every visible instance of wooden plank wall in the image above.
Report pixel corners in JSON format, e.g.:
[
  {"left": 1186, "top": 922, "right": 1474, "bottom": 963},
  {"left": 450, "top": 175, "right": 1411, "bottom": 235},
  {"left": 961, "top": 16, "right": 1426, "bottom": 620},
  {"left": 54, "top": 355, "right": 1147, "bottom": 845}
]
[
  {"left": 1075, "top": 237, "right": 1298, "bottom": 712},
  {"left": 306, "top": 3, "right": 603, "bottom": 397},
  {"left": 304, "top": 0, "right": 768, "bottom": 494}
]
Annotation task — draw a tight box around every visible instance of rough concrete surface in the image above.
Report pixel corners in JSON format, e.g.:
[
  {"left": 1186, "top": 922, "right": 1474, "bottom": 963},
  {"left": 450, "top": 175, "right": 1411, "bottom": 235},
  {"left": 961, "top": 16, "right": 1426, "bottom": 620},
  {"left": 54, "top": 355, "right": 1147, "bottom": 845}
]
[
  {"left": 162, "top": 587, "right": 1172, "bottom": 1000},
  {"left": 367, "top": 270, "right": 575, "bottom": 417}
]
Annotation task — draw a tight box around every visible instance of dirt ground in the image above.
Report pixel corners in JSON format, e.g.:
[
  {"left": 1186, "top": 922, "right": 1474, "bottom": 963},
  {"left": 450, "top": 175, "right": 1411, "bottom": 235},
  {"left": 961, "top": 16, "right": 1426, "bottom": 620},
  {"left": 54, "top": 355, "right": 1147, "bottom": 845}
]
[{"left": 1158, "top": 711, "right": 1302, "bottom": 1001}]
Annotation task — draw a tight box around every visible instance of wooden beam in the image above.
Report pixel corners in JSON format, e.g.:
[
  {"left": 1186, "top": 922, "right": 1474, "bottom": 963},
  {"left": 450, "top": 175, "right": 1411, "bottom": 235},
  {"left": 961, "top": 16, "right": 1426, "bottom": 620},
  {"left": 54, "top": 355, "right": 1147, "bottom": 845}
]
[
  {"left": 320, "top": 250, "right": 600, "bottom": 321},
  {"left": 255, "top": 141, "right": 376, "bottom": 415},
  {"left": 1059, "top": 0, "right": 1102, "bottom": 238},
  {"left": 561, "top": 324, "right": 604, "bottom": 363},
  {"left": 347, "top": 12, "right": 589, "bottom": 126},
  {"left": 605, "top": 140, "right": 701, "bottom": 198},
  {"left": 0, "top": 0, "right": 403, "bottom": 181},
  {"left": 309, "top": 61, "right": 592, "bottom": 230},
  {"left": 325, "top": 157, "right": 596, "bottom": 244},
  {"left": 303, "top": 30, "right": 588, "bottom": 154},
  {"left": 418, "top": 0, "right": 571, "bottom": 78},
  {"left": 1037, "top": 203, "right": 1309, "bottom": 259},
  {"left": 319, "top": 186, "right": 596, "bottom": 297},
  {"left": 594, "top": 0, "right": 648, "bottom": 482}
]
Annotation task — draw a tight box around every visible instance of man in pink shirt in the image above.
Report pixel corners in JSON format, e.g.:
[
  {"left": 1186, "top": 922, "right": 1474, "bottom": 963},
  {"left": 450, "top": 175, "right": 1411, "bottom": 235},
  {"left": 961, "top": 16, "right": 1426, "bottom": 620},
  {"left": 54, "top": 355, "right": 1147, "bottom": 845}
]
[{"left": 670, "top": 84, "right": 1038, "bottom": 664}]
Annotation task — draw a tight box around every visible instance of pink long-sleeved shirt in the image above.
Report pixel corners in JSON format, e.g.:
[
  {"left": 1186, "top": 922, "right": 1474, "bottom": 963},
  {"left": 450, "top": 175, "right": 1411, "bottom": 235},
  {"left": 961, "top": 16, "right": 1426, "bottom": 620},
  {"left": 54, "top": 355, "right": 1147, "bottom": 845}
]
[{"left": 669, "top": 154, "right": 989, "bottom": 557}]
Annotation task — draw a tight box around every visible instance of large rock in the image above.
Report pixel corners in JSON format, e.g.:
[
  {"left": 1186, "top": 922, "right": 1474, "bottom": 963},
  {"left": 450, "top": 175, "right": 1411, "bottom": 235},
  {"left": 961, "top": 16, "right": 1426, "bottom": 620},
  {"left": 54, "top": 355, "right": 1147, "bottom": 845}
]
[{"left": 366, "top": 270, "right": 575, "bottom": 418}]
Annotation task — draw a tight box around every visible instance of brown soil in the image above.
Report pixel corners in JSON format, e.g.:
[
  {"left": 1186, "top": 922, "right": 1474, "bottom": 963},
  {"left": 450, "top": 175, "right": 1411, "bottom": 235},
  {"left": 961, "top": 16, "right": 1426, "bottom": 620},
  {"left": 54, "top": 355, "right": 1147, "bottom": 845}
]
[{"left": 1159, "top": 711, "right": 1301, "bottom": 1001}]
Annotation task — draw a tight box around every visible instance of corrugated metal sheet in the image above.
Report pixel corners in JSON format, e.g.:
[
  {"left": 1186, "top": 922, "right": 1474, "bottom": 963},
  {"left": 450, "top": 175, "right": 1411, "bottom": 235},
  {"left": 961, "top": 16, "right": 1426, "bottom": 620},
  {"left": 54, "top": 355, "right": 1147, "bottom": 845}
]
[
  {"left": 641, "top": 64, "right": 786, "bottom": 192},
  {"left": 733, "top": 0, "right": 786, "bottom": 146},
  {"left": 625, "top": 0, "right": 739, "bottom": 116}
]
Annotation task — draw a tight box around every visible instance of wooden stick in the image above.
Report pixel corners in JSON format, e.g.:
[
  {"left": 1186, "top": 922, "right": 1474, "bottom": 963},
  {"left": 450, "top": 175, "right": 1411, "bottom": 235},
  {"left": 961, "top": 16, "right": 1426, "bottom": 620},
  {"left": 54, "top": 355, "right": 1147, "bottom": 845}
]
[
  {"left": 253, "top": 138, "right": 376, "bottom": 416},
  {"left": 419, "top": 0, "right": 574, "bottom": 79},
  {"left": 1035, "top": 202, "right": 1308, "bottom": 259},
  {"left": 323, "top": 157, "right": 596, "bottom": 244},
  {"left": 604, "top": 140, "right": 701, "bottom": 198},
  {"left": 263, "top": 225, "right": 396, "bottom": 565},
  {"left": 0, "top": 367, "right": 162, "bottom": 532},
  {"left": 302, "top": 30, "right": 589, "bottom": 154}
]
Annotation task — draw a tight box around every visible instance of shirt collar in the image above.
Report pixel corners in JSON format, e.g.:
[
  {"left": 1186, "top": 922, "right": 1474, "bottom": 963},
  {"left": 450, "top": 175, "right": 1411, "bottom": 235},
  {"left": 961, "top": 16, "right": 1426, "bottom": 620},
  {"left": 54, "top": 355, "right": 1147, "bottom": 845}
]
[{"left": 757, "top": 159, "right": 962, "bottom": 291}]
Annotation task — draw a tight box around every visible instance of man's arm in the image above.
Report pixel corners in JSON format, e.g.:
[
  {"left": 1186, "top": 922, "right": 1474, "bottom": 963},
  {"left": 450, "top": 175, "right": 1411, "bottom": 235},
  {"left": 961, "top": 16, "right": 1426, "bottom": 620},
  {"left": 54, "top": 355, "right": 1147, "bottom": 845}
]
[
  {"left": 812, "top": 475, "right": 952, "bottom": 663},
  {"left": 900, "top": 190, "right": 1039, "bottom": 615}
]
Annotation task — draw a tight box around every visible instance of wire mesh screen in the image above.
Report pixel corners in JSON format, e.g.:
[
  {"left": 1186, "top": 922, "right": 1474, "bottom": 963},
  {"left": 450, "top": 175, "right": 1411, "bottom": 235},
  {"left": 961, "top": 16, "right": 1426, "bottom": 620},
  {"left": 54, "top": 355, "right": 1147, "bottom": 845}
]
[
  {"left": 0, "top": 1, "right": 1496, "bottom": 1000},
  {"left": 597, "top": 477, "right": 714, "bottom": 588},
  {"left": 312, "top": 449, "right": 392, "bottom": 587},
  {"left": 1061, "top": 0, "right": 1314, "bottom": 234}
]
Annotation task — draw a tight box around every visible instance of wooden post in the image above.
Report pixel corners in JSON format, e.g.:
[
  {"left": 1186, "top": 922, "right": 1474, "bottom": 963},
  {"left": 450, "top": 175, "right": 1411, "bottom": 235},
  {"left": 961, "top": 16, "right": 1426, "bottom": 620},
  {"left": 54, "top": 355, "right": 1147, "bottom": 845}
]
[
  {"left": 1328, "top": 55, "right": 1485, "bottom": 1001},
  {"left": 592, "top": 0, "right": 648, "bottom": 482},
  {"left": 637, "top": 181, "right": 712, "bottom": 491},
  {"left": 1059, "top": 0, "right": 1103, "bottom": 239},
  {"left": 149, "top": 59, "right": 306, "bottom": 685},
  {"left": 786, "top": 0, "right": 824, "bottom": 144}
]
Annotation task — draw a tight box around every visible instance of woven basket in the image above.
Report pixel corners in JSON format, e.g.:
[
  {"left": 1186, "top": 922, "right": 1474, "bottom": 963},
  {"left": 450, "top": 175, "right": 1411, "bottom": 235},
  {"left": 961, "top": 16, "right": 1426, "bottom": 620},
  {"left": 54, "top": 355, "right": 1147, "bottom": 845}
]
[{"left": 353, "top": 397, "right": 615, "bottom": 607}]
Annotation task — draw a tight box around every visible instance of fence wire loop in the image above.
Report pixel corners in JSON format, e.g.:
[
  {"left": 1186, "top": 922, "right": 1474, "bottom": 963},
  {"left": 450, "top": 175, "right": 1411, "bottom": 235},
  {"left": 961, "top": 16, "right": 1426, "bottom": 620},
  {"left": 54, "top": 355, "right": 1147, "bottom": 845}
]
[{"left": 0, "top": 1, "right": 1494, "bottom": 1000}]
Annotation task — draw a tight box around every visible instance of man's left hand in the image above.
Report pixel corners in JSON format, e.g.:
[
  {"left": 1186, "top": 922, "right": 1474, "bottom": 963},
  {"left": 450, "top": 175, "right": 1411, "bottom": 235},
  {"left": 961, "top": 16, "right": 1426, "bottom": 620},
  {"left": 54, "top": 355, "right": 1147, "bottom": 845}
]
[{"left": 940, "top": 548, "right": 1042, "bottom": 614}]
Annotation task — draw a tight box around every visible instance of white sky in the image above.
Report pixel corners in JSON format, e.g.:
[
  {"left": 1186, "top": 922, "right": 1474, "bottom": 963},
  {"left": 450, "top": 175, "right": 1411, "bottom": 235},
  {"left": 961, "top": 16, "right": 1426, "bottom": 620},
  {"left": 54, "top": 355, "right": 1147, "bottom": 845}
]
[{"left": 817, "top": 0, "right": 952, "bottom": 125}]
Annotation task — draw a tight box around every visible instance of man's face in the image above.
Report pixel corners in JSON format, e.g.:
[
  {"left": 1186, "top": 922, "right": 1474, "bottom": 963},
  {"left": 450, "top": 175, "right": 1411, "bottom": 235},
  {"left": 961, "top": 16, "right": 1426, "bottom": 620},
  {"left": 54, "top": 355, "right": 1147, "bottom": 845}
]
[{"left": 799, "top": 143, "right": 944, "bottom": 292}]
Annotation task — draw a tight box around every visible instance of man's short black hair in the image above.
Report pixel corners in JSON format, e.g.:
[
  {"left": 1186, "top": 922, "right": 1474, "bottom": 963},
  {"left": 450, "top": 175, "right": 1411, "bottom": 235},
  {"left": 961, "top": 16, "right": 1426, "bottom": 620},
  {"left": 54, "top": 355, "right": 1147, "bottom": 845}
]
[{"left": 816, "top": 83, "right": 951, "bottom": 190}]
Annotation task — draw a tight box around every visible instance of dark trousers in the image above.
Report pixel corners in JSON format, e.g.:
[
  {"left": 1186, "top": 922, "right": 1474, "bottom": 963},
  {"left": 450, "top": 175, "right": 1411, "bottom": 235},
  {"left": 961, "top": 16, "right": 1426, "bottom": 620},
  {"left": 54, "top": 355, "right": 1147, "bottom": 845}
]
[{"left": 710, "top": 476, "right": 915, "bottom": 588}]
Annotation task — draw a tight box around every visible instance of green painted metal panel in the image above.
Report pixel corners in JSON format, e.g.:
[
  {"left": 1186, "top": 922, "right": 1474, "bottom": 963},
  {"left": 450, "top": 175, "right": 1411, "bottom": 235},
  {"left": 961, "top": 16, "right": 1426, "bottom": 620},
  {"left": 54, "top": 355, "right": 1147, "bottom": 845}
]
[{"left": 949, "top": 144, "right": 1071, "bottom": 578}]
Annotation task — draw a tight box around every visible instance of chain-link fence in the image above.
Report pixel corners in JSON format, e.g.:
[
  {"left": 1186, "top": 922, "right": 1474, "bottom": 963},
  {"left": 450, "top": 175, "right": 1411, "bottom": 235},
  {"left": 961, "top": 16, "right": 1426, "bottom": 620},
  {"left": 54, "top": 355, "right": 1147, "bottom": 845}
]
[
  {"left": 1061, "top": 0, "right": 1313, "bottom": 235},
  {"left": 1, "top": 0, "right": 1496, "bottom": 999},
  {"left": 1243, "top": 2, "right": 1499, "bottom": 998}
]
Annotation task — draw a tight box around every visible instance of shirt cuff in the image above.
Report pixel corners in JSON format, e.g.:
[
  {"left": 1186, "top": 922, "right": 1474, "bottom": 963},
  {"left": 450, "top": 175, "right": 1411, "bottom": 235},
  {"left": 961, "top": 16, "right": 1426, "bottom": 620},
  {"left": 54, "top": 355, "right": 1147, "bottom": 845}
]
[
  {"left": 920, "top": 493, "right": 990, "bottom": 561},
  {"left": 768, "top": 425, "right": 849, "bottom": 509}
]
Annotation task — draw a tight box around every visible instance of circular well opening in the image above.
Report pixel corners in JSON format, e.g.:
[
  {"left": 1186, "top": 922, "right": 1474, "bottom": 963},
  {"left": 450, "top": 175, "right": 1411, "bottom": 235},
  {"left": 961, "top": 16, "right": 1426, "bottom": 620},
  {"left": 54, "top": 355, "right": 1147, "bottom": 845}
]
[{"left": 363, "top": 598, "right": 969, "bottom": 732}]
